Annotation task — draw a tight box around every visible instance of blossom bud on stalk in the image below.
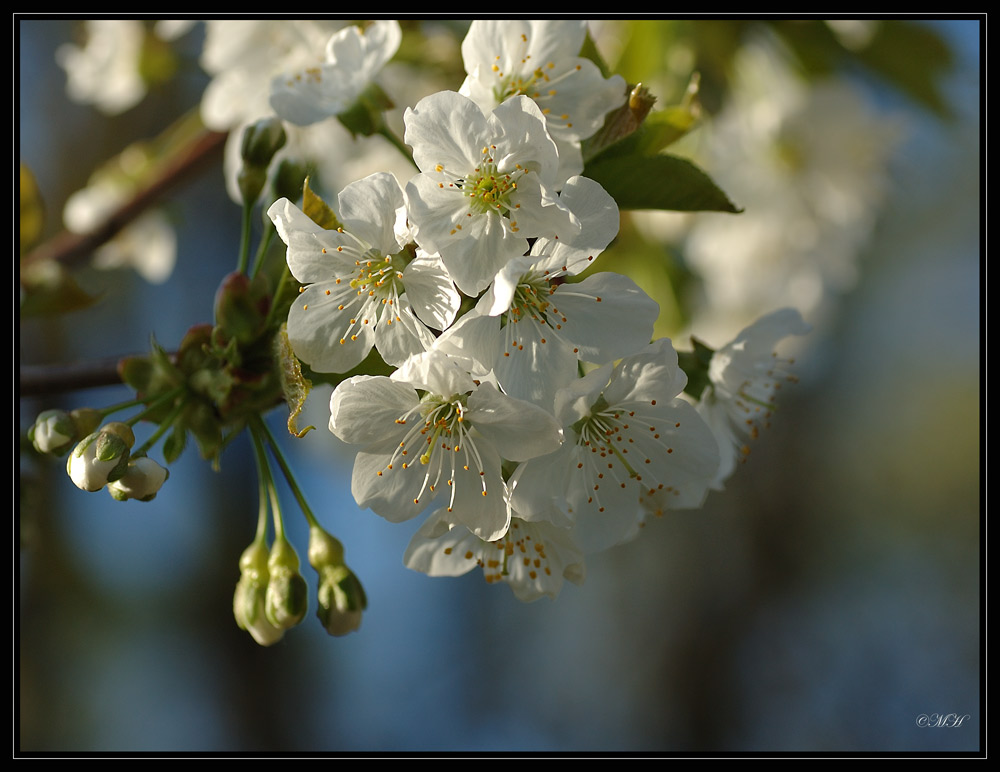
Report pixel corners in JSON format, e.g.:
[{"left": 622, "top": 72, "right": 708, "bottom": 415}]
[
  {"left": 107, "top": 456, "right": 169, "bottom": 502},
  {"left": 66, "top": 421, "right": 135, "bottom": 492},
  {"left": 233, "top": 540, "right": 285, "bottom": 647},
  {"left": 29, "top": 407, "right": 102, "bottom": 456},
  {"left": 309, "top": 525, "right": 366, "bottom": 636},
  {"left": 264, "top": 538, "right": 308, "bottom": 630},
  {"left": 29, "top": 410, "right": 76, "bottom": 455},
  {"left": 237, "top": 116, "right": 287, "bottom": 206}
]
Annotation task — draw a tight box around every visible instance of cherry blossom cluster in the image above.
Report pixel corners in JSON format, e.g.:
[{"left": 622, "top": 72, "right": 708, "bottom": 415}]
[{"left": 264, "top": 20, "right": 810, "bottom": 602}]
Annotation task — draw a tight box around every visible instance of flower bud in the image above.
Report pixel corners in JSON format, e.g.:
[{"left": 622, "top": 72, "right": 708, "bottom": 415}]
[
  {"left": 240, "top": 117, "right": 287, "bottom": 169},
  {"left": 309, "top": 525, "right": 365, "bottom": 636},
  {"left": 233, "top": 540, "right": 285, "bottom": 647},
  {"left": 29, "top": 409, "right": 76, "bottom": 455},
  {"left": 264, "top": 538, "right": 308, "bottom": 630},
  {"left": 316, "top": 564, "right": 367, "bottom": 637},
  {"left": 213, "top": 271, "right": 269, "bottom": 345},
  {"left": 108, "top": 455, "right": 169, "bottom": 501},
  {"left": 66, "top": 422, "right": 135, "bottom": 491},
  {"left": 238, "top": 117, "right": 287, "bottom": 205}
]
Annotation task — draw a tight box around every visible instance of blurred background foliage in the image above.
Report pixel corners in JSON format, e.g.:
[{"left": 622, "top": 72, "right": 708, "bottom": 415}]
[{"left": 18, "top": 18, "right": 980, "bottom": 753}]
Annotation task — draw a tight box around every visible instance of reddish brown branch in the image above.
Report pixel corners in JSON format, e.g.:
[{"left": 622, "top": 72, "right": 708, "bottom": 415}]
[{"left": 20, "top": 129, "right": 229, "bottom": 274}]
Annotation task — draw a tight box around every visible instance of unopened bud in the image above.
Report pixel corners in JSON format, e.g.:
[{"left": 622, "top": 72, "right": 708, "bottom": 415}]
[
  {"left": 108, "top": 455, "right": 169, "bottom": 501},
  {"left": 309, "top": 524, "right": 365, "bottom": 636},
  {"left": 29, "top": 409, "right": 76, "bottom": 455},
  {"left": 240, "top": 117, "right": 287, "bottom": 169},
  {"left": 265, "top": 538, "right": 308, "bottom": 630},
  {"left": 317, "top": 564, "right": 367, "bottom": 637},
  {"left": 238, "top": 117, "right": 287, "bottom": 205},
  {"left": 213, "top": 271, "right": 269, "bottom": 345},
  {"left": 66, "top": 422, "right": 135, "bottom": 491},
  {"left": 233, "top": 540, "right": 285, "bottom": 647}
]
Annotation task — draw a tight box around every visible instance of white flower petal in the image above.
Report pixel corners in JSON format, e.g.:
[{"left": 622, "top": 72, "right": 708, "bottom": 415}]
[
  {"left": 329, "top": 375, "right": 417, "bottom": 446},
  {"left": 466, "top": 382, "right": 563, "bottom": 462}
]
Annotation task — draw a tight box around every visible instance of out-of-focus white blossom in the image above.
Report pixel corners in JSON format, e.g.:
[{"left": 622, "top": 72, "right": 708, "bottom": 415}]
[
  {"left": 56, "top": 20, "right": 147, "bottom": 115},
  {"left": 404, "top": 509, "right": 586, "bottom": 602},
  {"left": 64, "top": 173, "right": 177, "bottom": 284},
  {"left": 695, "top": 308, "right": 810, "bottom": 488},
  {"left": 269, "top": 20, "right": 401, "bottom": 126},
  {"left": 634, "top": 38, "right": 902, "bottom": 344}
]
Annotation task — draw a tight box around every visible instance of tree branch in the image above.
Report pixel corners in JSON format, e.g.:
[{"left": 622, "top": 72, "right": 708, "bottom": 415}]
[
  {"left": 20, "top": 128, "right": 229, "bottom": 274},
  {"left": 20, "top": 357, "right": 138, "bottom": 398}
]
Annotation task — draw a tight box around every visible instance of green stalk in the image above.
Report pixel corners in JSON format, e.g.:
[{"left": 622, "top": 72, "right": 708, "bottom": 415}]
[
  {"left": 131, "top": 395, "right": 188, "bottom": 456},
  {"left": 253, "top": 414, "right": 319, "bottom": 530}
]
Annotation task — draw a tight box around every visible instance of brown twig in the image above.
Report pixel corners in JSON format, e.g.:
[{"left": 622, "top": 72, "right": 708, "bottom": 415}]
[
  {"left": 20, "top": 128, "right": 229, "bottom": 274},
  {"left": 19, "top": 356, "right": 137, "bottom": 398}
]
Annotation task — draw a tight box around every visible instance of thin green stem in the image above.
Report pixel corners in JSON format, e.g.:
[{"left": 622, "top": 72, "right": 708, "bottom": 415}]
[
  {"left": 378, "top": 124, "right": 417, "bottom": 170},
  {"left": 253, "top": 414, "right": 319, "bottom": 530},
  {"left": 237, "top": 200, "right": 254, "bottom": 275},
  {"left": 98, "top": 389, "right": 179, "bottom": 418},
  {"left": 132, "top": 396, "right": 188, "bottom": 456},
  {"left": 262, "top": 267, "right": 291, "bottom": 332},
  {"left": 123, "top": 385, "right": 188, "bottom": 427},
  {"left": 252, "top": 442, "right": 270, "bottom": 545},
  {"left": 249, "top": 420, "right": 286, "bottom": 541},
  {"left": 250, "top": 214, "right": 277, "bottom": 280}
]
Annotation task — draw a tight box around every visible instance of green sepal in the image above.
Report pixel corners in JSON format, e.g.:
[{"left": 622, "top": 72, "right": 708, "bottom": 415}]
[
  {"left": 276, "top": 324, "right": 313, "bottom": 438},
  {"left": 302, "top": 177, "right": 342, "bottom": 231},
  {"left": 677, "top": 338, "right": 716, "bottom": 401},
  {"left": 161, "top": 421, "right": 187, "bottom": 464},
  {"left": 336, "top": 81, "right": 395, "bottom": 138},
  {"left": 104, "top": 451, "right": 131, "bottom": 484}
]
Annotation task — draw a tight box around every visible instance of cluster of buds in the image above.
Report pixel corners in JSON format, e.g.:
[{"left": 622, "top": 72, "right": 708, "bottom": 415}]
[
  {"left": 28, "top": 409, "right": 171, "bottom": 502},
  {"left": 233, "top": 524, "right": 365, "bottom": 646}
]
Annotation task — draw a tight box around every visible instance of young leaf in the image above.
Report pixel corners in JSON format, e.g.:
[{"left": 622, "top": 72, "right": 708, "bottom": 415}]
[{"left": 584, "top": 153, "right": 741, "bottom": 213}]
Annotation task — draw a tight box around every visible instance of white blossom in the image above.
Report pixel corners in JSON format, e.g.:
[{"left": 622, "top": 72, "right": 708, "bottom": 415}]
[
  {"left": 404, "top": 508, "right": 585, "bottom": 602},
  {"left": 329, "top": 349, "right": 564, "bottom": 542},
  {"left": 269, "top": 20, "right": 402, "bottom": 126},
  {"left": 509, "top": 339, "right": 720, "bottom": 553},
  {"left": 270, "top": 172, "right": 459, "bottom": 373},
  {"left": 695, "top": 308, "right": 810, "bottom": 488},
  {"left": 459, "top": 20, "right": 627, "bottom": 184},
  {"left": 56, "top": 20, "right": 147, "bottom": 115},
  {"left": 403, "top": 90, "right": 578, "bottom": 295}
]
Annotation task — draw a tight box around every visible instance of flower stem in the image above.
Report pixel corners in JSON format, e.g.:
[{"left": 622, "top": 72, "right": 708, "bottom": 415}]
[
  {"left": 132, "top": 395, "right": 188, "bottom": 456},
  {"left": 249, "top": 419, "right": 286, "bottom": 541},
  {"left": 378, "top": 124, "right": 417, "bottom": 170},
  {"left": 250, "top": 215, "right": 277, "bottom": 280},
  {"left": 237, "top": 200, "right": 254, "bottom": 276},
  {"left": 123, "top": 385, "right": 188, "bottom": 427},
  {"left": 253, "top": 414, "right": 319, "bottom": 530}
]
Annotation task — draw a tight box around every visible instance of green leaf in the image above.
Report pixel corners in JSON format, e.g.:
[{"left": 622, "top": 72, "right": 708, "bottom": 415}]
[
  {"left": 584, "top": 152, "right": 741, "bottom": 213},
  {"left": 18, "top": 266, "right": 101, "bottom": 317},
  {"left": 302, "top": 177, "right": 342, "bottom": 231}
]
